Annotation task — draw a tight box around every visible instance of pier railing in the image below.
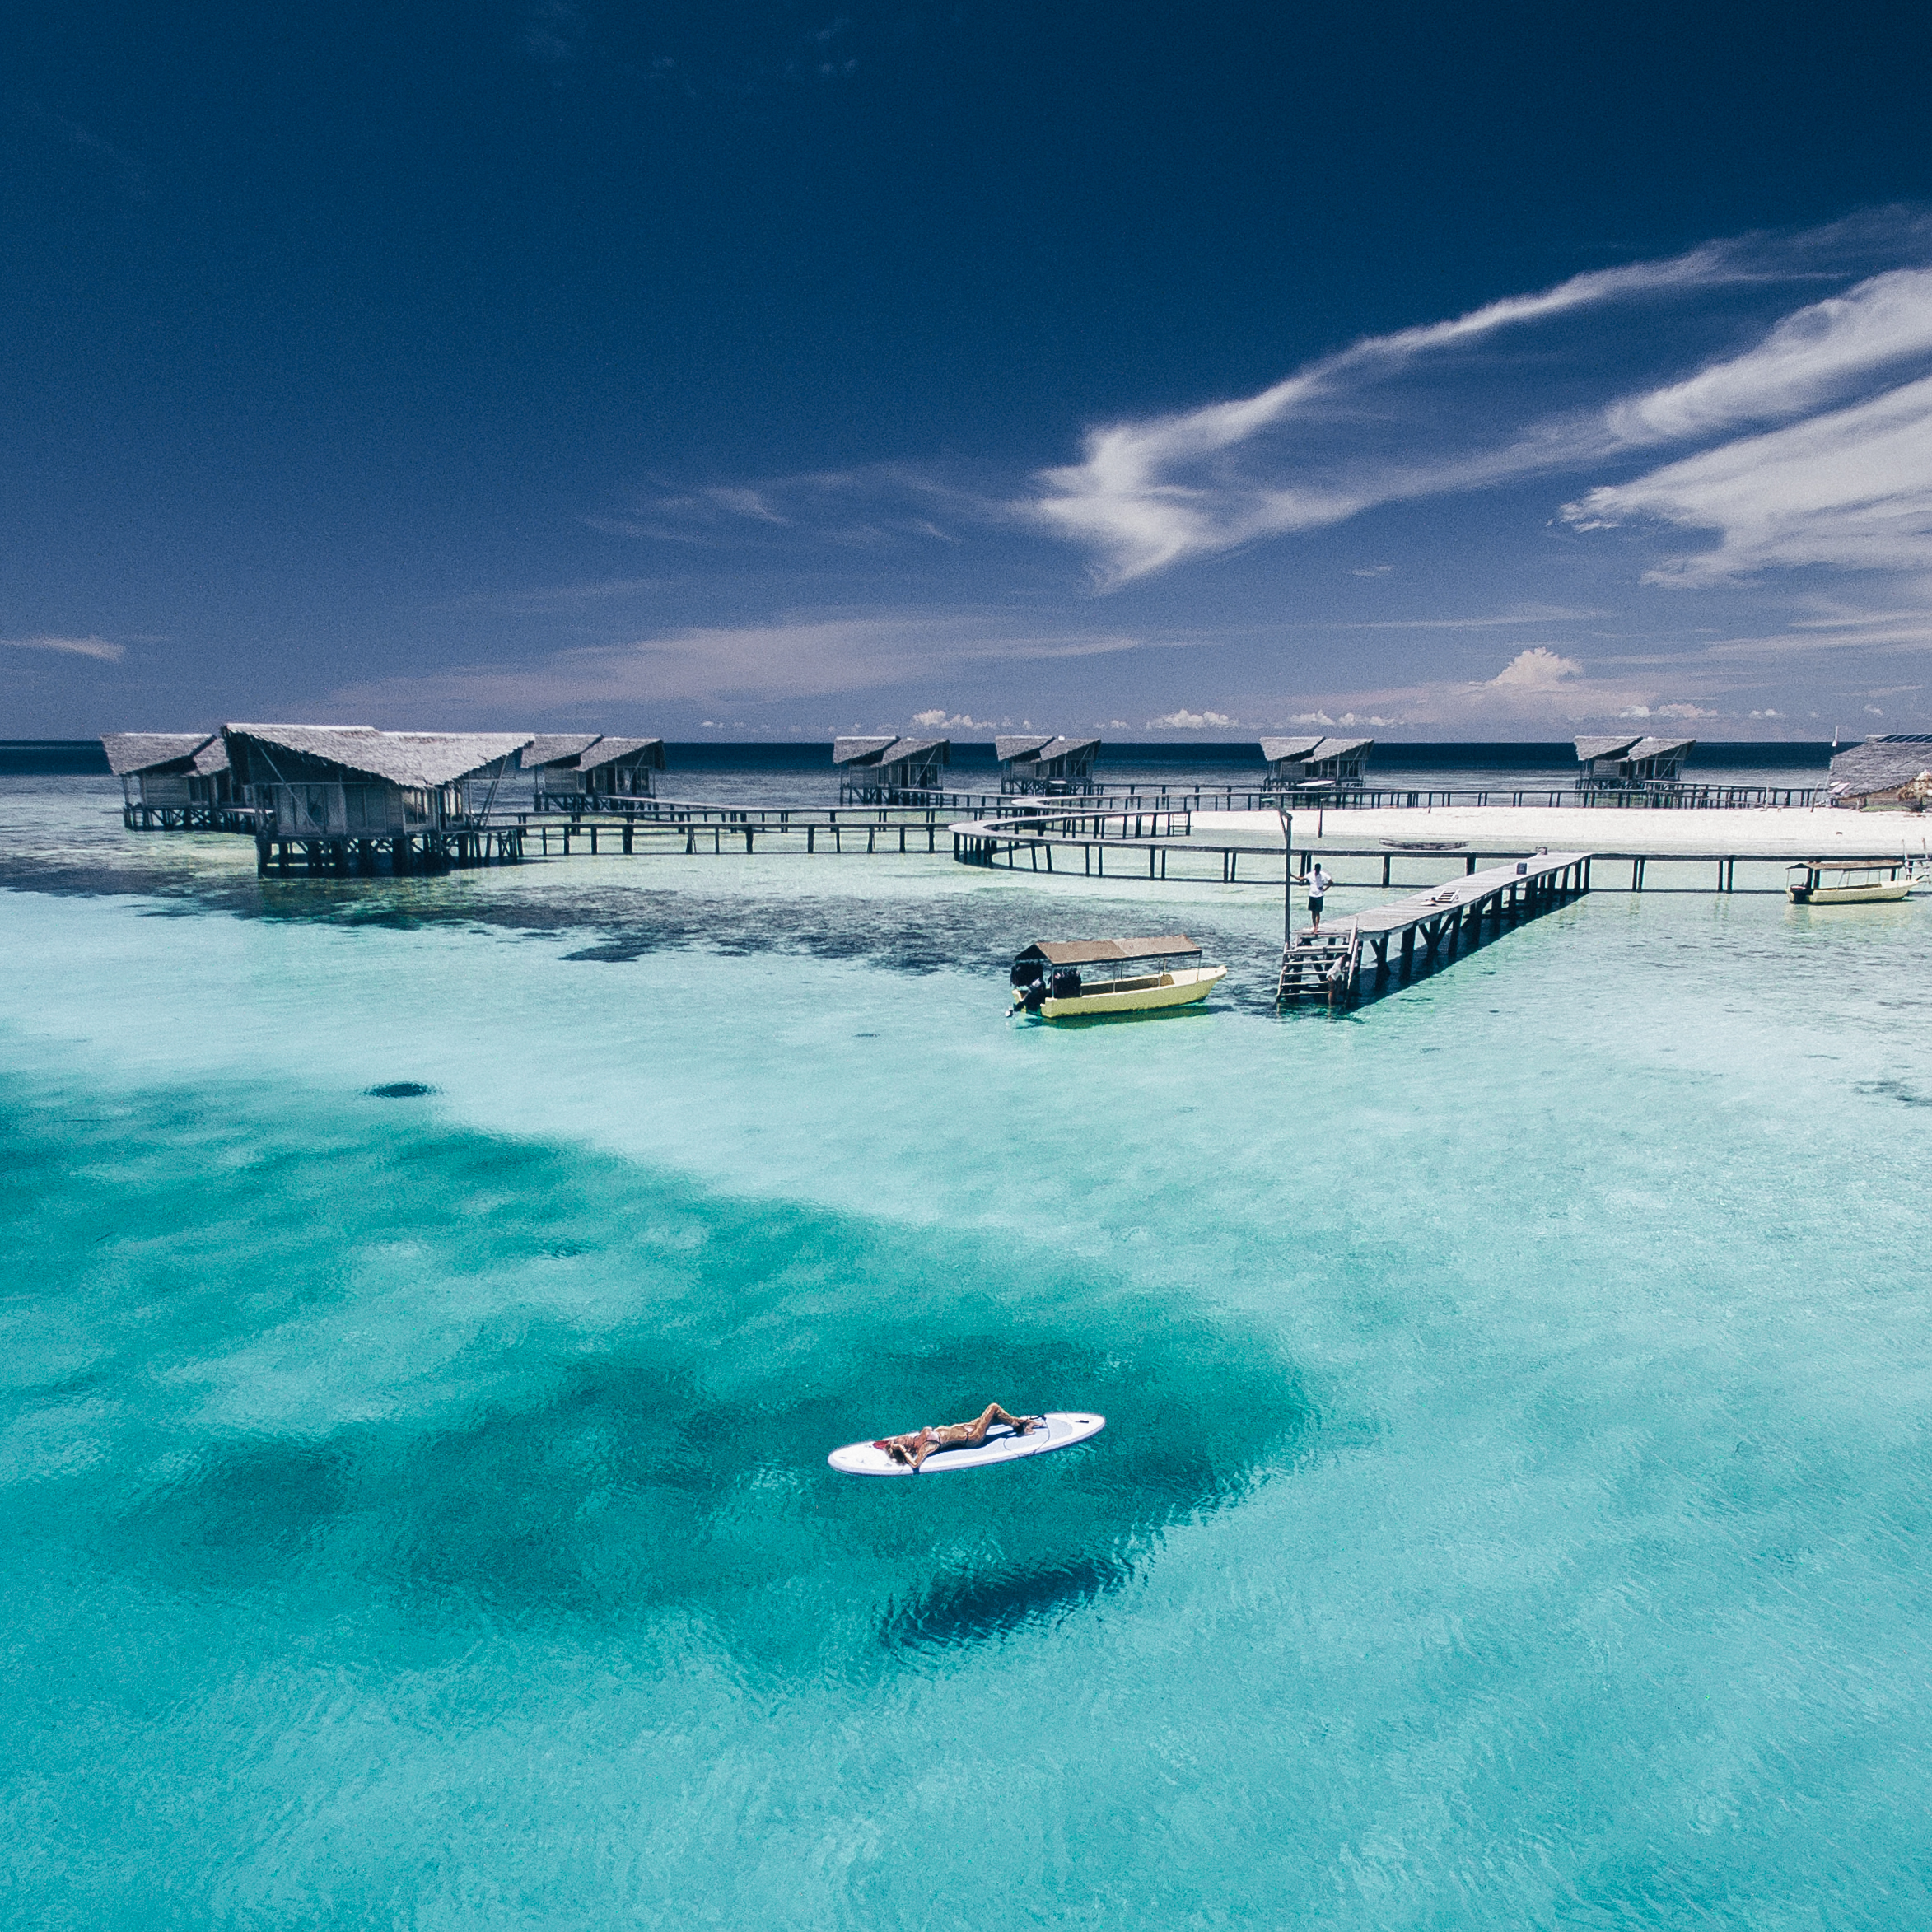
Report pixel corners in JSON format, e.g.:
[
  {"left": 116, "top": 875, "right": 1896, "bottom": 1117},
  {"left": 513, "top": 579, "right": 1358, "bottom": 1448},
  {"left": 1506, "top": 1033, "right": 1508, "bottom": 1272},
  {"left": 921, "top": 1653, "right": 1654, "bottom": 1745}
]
[{"left": 489, "top": 780, "right": 1822, "bottom": 824}]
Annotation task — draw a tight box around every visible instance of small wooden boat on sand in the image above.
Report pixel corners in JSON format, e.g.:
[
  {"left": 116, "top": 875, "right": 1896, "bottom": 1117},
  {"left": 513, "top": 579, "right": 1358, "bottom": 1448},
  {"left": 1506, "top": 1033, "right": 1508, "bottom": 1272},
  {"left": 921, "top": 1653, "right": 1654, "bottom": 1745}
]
[
  {"left": 1010, "top": 935, "right": 1225, "bottom": 1020},
  {"left": 1785, "top": 859, "right": 1916, "bottom": 904}
]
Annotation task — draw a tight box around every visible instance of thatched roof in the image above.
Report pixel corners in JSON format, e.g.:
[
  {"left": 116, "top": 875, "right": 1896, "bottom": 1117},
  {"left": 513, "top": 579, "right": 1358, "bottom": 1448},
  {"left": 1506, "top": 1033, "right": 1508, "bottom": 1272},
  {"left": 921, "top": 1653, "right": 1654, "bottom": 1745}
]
[
  {"left": 880, "top": 735, "right": 948, "bottom": 766},
  {"left": 833, "top": 735, "right": 899, "bottom": 767},
  {"left": 1259, "top": 735, "right": 1324, "bottom": 764},
  {"left": 1015, "top": 934, "right": 1201, "bottom": 967},
  {"left": 190, "top": 735, "right": 230, "bottom": 776},
  {"left": 1829, "top": 734, "right": 1932, "bottom": 798},
  {"left": 1575, "top": 734, "right": 1641, "bottom": 763},
  {"left": 577, "top": 736, "right": 665, "bottom": 772},
  {"left": 996, "top": 733, "right": 1056, "bottom": 762},
  {"left": 1312, "top": 735, "right": 1373, "bottom": 761},
  {"left": 1037, "top": 734, "right": 1099, "bottom": 762},
  {"left": 101, "top": 732, "right": 214, "bottom": 776},
  {"left": 224, "top": 725, "right": 533, "bottom": 786},
  {"left": 523, "top": 733, "right": 601, "bottom": 770},
  {"left": 1626, "top": 735, "right": 1695, "bottom": 763}
]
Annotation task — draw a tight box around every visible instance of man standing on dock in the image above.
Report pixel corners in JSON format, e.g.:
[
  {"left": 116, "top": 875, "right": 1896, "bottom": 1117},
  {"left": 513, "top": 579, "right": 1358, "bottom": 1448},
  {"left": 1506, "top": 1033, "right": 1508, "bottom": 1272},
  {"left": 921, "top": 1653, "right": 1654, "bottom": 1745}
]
[{"left": 1308, "top": 861, "right": 1332, "bottom": 933}]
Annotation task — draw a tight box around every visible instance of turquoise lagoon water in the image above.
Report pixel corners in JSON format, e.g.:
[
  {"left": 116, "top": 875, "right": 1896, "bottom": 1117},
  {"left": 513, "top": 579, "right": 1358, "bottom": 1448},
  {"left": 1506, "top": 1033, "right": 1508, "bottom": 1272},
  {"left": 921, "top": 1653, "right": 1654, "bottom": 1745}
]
[{"left": 6, "top": 778, "right": 1932, "bottom": 1928}]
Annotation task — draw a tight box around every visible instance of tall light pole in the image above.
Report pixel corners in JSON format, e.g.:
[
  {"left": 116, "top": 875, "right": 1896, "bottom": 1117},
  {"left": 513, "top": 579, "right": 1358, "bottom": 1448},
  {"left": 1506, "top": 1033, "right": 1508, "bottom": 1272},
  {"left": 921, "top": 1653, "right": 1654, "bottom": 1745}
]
[{"left": 1276, "top": 802, "right": 1295, "bottom": 949}]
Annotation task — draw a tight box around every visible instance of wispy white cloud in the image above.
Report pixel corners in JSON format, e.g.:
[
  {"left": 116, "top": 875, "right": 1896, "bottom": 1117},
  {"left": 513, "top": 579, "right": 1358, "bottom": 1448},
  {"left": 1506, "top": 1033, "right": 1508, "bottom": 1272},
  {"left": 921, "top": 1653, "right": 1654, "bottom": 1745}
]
[
  {"left": 0, "top": 633, "right": 124, "bottom": 661},
  {"left": 1028, "top": 219, "right": 1932, "bottom": 589},
  {"left": 1604, "top": 268, "right": 1932, "bottom": 441},
  {"left": 1030, "top": 240, "right": 1759, "bottom": 584},
  {"left": 13, "top": 102, "right": 147, "bottom": 198},
  {"left": 1564, "top": 371, "right": 1932, "bottom": 581},
  {"left": 1342, "top": 604, "right": 1606, "bottom": 632}
]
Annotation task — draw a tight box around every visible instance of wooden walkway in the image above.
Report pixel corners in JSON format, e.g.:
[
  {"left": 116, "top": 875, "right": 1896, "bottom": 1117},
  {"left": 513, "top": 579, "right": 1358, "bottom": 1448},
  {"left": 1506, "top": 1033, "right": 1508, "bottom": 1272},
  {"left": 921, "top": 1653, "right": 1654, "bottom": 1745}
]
[{"left": 1278, "top": 852, "right": 1591, "bottom": 1007}]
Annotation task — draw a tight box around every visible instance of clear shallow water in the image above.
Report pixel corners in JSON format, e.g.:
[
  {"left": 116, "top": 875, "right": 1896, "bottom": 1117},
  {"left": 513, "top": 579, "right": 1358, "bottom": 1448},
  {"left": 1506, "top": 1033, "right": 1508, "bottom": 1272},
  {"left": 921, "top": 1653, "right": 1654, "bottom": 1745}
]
[{"left": 6, "top": 781, "right": 1932, "bottom": 1928}]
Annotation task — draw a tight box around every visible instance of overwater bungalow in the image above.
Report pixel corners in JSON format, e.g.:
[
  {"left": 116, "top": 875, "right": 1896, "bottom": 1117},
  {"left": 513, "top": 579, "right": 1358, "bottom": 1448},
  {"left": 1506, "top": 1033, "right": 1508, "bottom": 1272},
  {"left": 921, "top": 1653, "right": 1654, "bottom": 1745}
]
[
  {"left": 996, "top": 734, "right": 1102, "bottom": 794},
  {"left": 223, "top": 725, "right": 533, "bottom": 844},
  {"left": 102, "top": 731, "right": 245, "bottom": 830},
  {"left": 1827, "top": 734, "right": 1932, "bottom": 810},
  {"left": 1575, "top": 734, "right": 1696, "bottom": 790},
  {"left": 1573, "top": 735, "right": 1643, "bottom": 786},
  {"left": 524, "top": 734, "right": 666, "bottom": 810},
  {"left": 1260, "top": 735, "right": 1373, "bottom": 788},
  {"left": 833, "top": 735, "right": 950, "bottom": 803}
]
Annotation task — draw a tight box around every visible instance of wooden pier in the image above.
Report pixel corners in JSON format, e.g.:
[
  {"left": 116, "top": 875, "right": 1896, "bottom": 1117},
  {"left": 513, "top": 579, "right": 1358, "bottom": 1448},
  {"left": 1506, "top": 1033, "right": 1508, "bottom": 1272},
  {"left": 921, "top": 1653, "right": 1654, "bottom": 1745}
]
[
  {"left": 1277, "top": 852, "right": 1591, "bottom": 1007},
  {"left": 254, "top": 825, "right": 526, "bottom": 875}
]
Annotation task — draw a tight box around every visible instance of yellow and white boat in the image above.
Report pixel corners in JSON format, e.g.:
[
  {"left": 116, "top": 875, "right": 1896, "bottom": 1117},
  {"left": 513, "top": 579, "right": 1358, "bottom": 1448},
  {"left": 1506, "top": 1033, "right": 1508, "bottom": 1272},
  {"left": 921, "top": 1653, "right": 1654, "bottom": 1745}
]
[
  {"left": 1009, "top": 935, "right": 1226, "bottom": 1020},
  {"left": 1785, "top": 859, "right": 1916, "bottom": 904}
]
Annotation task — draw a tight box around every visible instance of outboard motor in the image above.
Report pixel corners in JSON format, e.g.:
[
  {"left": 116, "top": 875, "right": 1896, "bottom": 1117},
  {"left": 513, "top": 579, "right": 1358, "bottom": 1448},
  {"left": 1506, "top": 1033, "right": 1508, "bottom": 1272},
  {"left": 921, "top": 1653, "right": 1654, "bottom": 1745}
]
[{"left": 1022, "top": 981, "right": 1048, "bottom": 1013}]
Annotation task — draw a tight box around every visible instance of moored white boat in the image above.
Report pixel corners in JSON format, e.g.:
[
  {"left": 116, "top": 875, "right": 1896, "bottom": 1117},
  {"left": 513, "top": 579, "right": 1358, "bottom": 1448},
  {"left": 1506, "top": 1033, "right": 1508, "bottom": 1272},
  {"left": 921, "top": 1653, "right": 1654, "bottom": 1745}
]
[
  {"left": 1010, "top": 935, "right": 1225, "bottom": 1020},
  {"left": 1785, "top": 859, "right": 1915, "bottom": 904}
]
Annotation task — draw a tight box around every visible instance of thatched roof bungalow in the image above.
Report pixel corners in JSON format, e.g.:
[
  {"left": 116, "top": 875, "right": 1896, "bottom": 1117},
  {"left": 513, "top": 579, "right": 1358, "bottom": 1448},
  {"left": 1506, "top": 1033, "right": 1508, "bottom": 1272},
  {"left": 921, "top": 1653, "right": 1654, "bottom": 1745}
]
[
  {"left": 525, "top": 733, "right": 667, "bottom": 807},
  {"left": 1623, "top": 735, "right": 1696, "bottom": 782},
  {"left": 223, "top": 726, "right": 533, "bottom": 838},
  {"left": 1260, "top": 735, "right": 1373, "bottom": 787},
  {"left": 833, "top": 734, "right": 950, "bottom": 801},
  {"left": 1573, "top": 735, "right": 1642, "bottom": 783},
  {"left": 1574, "top": 734, "right": 1695, "bottom": 787},
  {"left": 102, "top": 731, "right": 237, "bottom": 826},
  {"left": 1827, "top": 734, "right": 1932, "bottom": 810},
  {"left": 996, "top": 733, "right": 1102, "bottom": 793}
]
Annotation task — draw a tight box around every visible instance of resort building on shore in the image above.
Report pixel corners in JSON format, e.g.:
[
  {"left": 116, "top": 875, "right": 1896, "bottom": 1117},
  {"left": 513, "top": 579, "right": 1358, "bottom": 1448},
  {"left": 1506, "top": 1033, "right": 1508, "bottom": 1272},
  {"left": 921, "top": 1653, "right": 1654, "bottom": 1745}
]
[
  {"left": 222, "top": 725, "right": 534, "bottom": 839},
  {"left": 832, "top": 735, "right": 950, "bottom": 803},
  {"left": 102, "top": 732, "right": 240, "bottom": 828},
  {"left": 1259, "top": 735, "right": 1374, "bottom": 789},
  {"left": 1574, "top": 735, "right": 1696, "bottom": 790},
  {"left": 523, "top": 735, "right": 667, "bottom": 810},
  {"left": 1827, "top": 734, "right": 1932, "bottom": 810},
  {"left": 995, "top": 734, "right": 1103, "bottom": 794}
]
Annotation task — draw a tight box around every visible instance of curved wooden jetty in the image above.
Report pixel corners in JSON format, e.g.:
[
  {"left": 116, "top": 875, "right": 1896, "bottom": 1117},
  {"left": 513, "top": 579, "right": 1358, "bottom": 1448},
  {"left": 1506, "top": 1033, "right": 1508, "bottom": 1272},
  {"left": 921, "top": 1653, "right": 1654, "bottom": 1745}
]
[{"left": 1278, "top": 853, "right": 1591, "bottom": 1007}]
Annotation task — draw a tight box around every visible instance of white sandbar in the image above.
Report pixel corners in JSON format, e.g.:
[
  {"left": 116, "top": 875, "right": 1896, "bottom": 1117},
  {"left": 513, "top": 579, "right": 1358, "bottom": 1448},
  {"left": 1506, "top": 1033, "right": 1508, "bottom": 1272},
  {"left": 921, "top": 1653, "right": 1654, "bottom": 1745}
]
[{"left": 1191, "top": 805, "right": 1932, "bottom": 862}]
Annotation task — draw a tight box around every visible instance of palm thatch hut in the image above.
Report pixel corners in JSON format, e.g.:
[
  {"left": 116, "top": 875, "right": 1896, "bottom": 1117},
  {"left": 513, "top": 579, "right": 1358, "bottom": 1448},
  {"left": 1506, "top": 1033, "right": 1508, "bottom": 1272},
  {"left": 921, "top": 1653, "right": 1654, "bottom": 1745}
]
[
  {"left": 1573, "top": 735, "right": 1643, "bottom": 786},
  {"left": 1260, "top": 735, "right": 1373, "bottom": 788},
  {"left": 525, "top": 734, "right": 667, "bottom": 809},
  {"left": 1575, "top": 734, "right": 1696, "bottom": 791},
  {"left": 102, "top": 732, "right": 243, "bottom": 829},
  {"left": 224, "top": 725, "right": 533, "bottom": 843},
  {"left": 996, "top": 734, "right": 1102, "bottom": 794},
  {"left": 833, "top": 735, "right": 950, "bottom": 803},
  {"left": 1827, "top": 734, "right": 1932, "bottom": 810}
]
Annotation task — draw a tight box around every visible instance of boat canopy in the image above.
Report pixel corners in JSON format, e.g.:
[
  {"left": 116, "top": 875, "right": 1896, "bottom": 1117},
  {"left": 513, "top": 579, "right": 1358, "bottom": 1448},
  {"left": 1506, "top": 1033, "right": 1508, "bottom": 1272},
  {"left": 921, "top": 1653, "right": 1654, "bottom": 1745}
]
[
  {"left": 1788, "top": 857, "right": 1903, "bottom": 874},
  {"left": 1015, "top": 935, "right": 1201, "bottom": 968}
]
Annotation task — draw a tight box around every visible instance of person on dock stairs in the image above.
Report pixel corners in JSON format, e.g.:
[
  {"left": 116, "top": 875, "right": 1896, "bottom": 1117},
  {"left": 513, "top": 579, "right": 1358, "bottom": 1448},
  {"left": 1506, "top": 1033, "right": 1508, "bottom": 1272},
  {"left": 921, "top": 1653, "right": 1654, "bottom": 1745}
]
[
  {"left": 1308, "top": 861, "right": 1332, "bottom": 933},
  {"left": 875, "top": 1405, "right": 1042, "bottom": 1471}
]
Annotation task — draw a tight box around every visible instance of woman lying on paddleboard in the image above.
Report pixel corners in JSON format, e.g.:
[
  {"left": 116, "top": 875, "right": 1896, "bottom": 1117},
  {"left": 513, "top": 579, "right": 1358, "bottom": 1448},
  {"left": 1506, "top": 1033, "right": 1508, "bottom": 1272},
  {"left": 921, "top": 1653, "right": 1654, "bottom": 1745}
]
[{"left": 876, "top": 1403, "right": 1040, "bottom": 1472}]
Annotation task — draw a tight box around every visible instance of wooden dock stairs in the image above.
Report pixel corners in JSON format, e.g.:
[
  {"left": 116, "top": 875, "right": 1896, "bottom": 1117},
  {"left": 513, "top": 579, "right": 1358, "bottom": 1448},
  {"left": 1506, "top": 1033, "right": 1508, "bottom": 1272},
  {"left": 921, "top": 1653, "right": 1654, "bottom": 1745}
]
[{"left": 1276, "top": 926, "right": 1362, "bottom": 1005}]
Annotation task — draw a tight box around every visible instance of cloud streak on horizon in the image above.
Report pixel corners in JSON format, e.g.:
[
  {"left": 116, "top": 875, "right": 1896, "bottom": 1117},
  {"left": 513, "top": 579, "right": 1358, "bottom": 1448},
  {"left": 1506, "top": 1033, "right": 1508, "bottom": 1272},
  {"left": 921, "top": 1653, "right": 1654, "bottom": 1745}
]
[
  {"left": 327, "top": 614, "right": 1146, "bottom": 721},
  {"left": 0, "top": 634, "right": 125, "bottom": 661}
]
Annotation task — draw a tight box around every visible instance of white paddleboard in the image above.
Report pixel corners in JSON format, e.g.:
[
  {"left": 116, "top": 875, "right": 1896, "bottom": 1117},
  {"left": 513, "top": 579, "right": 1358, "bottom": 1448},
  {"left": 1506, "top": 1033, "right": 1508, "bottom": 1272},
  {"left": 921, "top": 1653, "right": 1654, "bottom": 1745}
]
[{"left": 828, "top": 1412, "right": 1105, "bottom": 1477}]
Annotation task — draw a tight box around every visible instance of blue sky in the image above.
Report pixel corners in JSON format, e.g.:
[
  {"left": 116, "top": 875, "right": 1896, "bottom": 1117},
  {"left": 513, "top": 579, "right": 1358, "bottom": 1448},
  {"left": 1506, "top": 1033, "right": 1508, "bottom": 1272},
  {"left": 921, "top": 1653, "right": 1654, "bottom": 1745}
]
[{"left": 5, "top": 0, "right": 1931, "bottom": 739}]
